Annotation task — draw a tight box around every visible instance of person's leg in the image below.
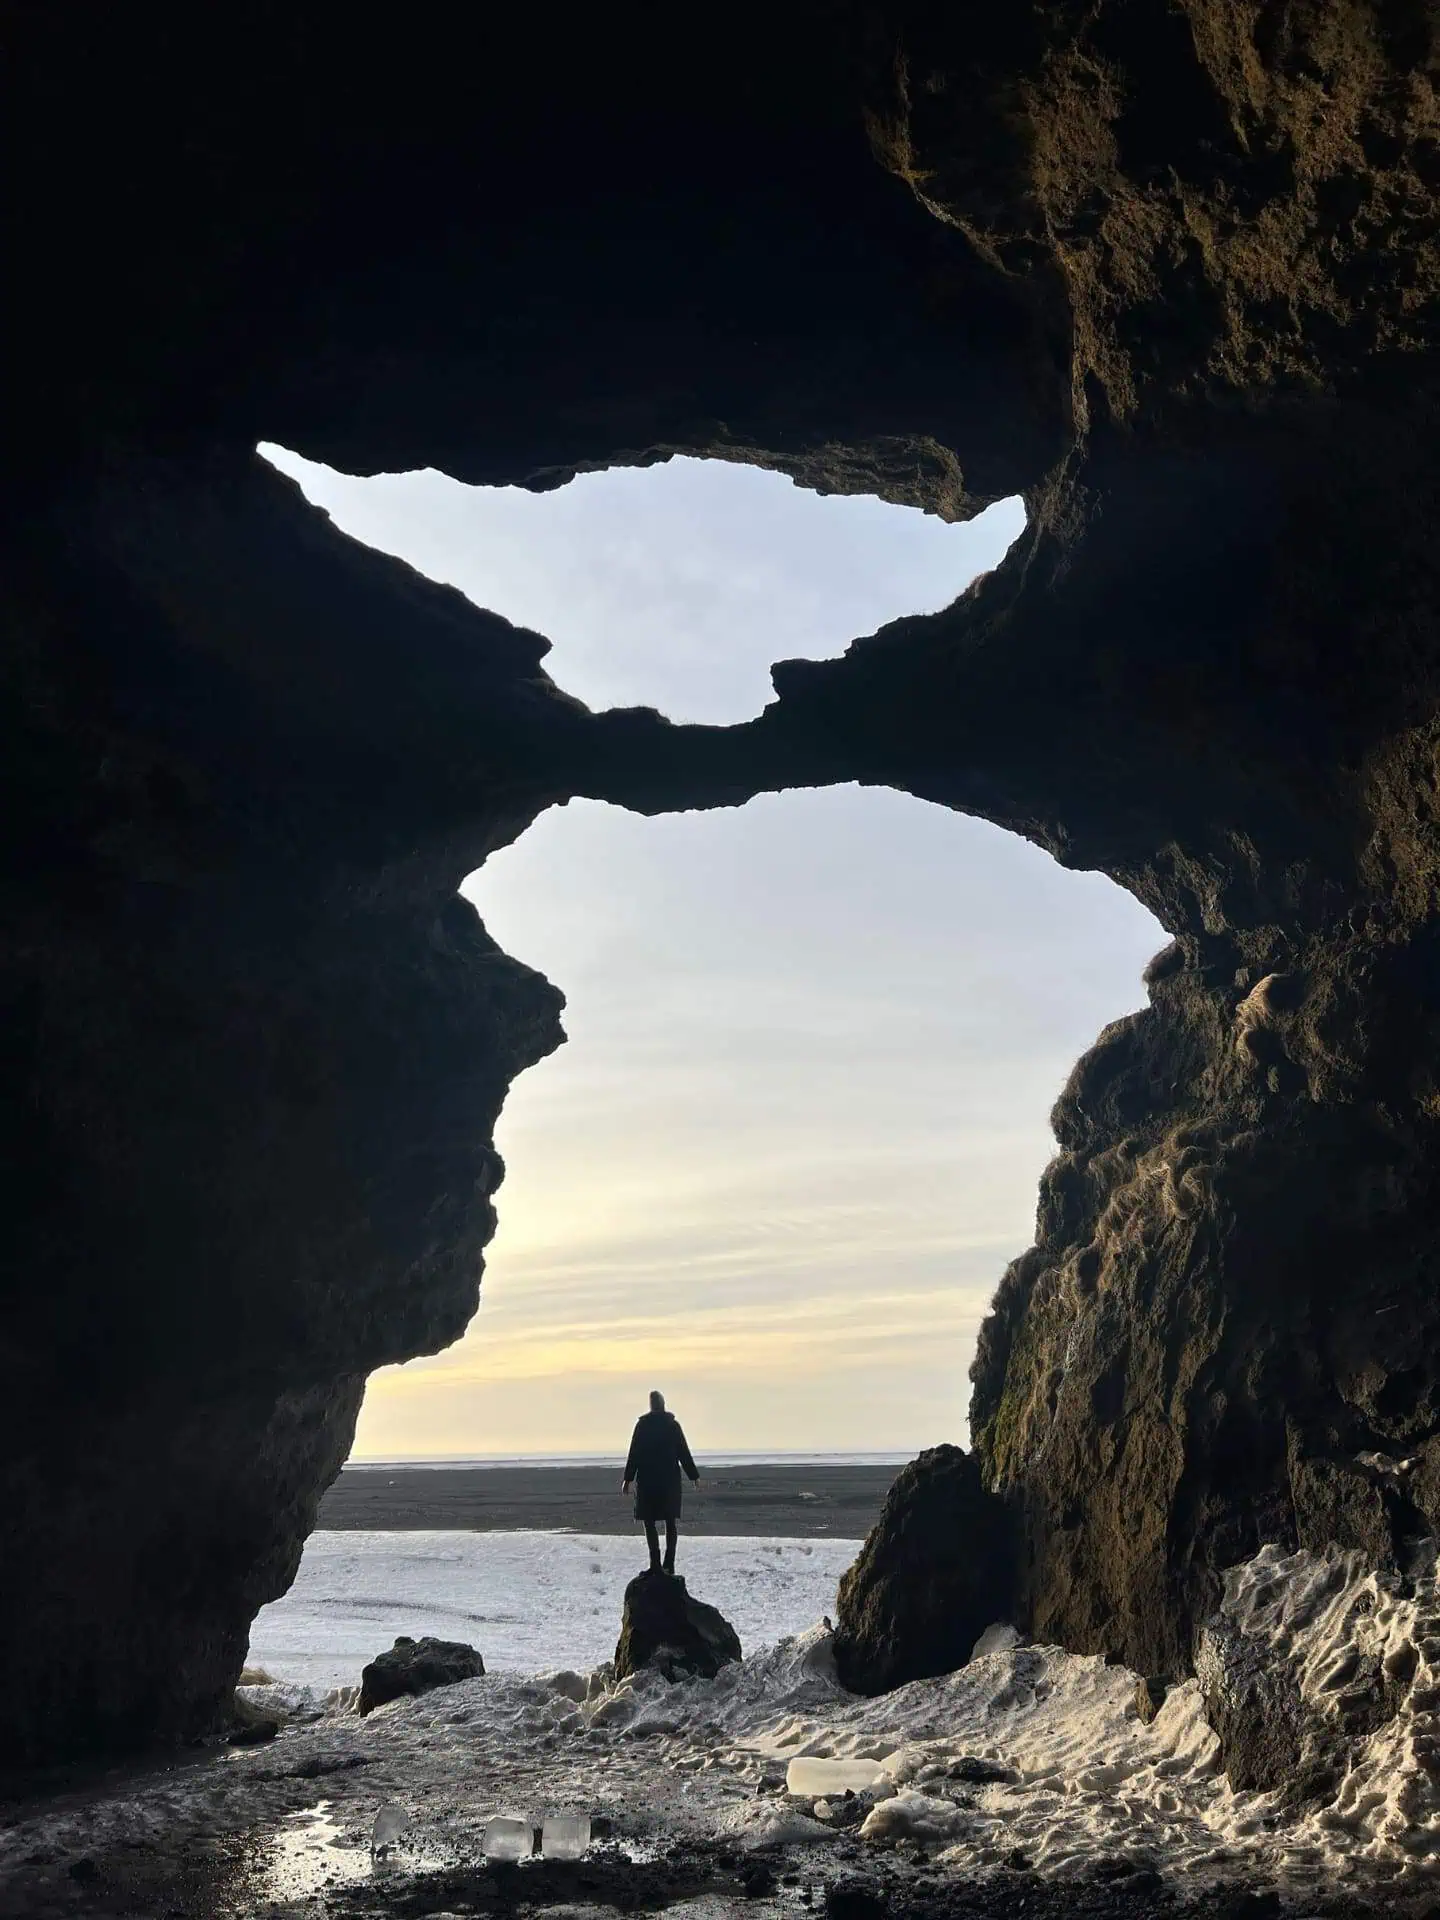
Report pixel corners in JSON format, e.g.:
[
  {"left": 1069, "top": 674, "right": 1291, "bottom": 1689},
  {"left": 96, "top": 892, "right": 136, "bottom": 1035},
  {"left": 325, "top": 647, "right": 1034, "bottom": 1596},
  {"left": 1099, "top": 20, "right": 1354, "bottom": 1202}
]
[
  {"left": 643, "top": 1518, "right": 662, "bottom": 1573},
  {"left": 663, "top": 1518, "right": 677, "bottom": 1574}
]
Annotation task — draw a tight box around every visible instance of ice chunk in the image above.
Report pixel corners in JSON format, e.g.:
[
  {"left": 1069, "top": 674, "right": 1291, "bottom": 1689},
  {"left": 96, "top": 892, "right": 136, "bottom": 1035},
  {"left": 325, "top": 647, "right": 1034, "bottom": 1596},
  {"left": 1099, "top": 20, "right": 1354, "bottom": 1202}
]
[
  {"left": 370, "top": 1804, "right": 411, "bottom": 1855},
  {"left": 785, "top": 1755, "right": 889, "bottom": 1795},
  {"left": 540, "top": 1812, "right": 591, "bottom": 1859},
  {"left": 717, "top": 1799, "right": 834, "bottom": 1848},
  {"left": 482, "top": 1814, "right": 533, "bottom": 1861},
  {"left": 859, "top": 1788, "right": 970, "bottom": 1846}
]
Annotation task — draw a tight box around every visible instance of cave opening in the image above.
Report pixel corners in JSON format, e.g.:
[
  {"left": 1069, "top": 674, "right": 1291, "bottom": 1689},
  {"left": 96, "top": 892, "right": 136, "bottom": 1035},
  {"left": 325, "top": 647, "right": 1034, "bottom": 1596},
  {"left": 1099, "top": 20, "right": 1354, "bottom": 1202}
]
[
  {"left": 10, "top": 11, "right": 1440, "bottom": 1866},
  {"left": 261, "top": 449, "right": 1162, "bottom": 1463}
]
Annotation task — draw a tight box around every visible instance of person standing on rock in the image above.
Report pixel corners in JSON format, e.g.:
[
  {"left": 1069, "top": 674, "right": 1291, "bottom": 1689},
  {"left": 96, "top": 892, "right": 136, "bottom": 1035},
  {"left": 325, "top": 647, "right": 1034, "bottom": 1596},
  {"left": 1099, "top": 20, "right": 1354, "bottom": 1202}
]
[{"left": 621, "top": 1390, "right": 699, "bottom": 1576}]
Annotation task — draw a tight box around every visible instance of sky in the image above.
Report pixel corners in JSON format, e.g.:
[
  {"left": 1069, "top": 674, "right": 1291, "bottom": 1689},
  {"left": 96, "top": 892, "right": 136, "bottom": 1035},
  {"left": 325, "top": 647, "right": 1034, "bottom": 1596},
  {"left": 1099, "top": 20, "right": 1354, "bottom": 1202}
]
[{"left": 261, "top": 449, "right": 1163, "bottom": 1458}]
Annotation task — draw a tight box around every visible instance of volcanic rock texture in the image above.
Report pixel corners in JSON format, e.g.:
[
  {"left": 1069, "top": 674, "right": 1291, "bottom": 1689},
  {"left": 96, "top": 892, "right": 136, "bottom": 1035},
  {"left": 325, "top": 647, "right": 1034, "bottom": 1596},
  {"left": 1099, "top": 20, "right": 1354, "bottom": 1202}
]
[
  {"left": 833, "top": 1446, "right": 1015, "bottom": 1694},
  {"left": 359, "top": 1637, "right": 486, "bottom": 1717},
  {"left": 614, "top": 1575, "right": 744, "bottom": 1684},
  {"left": 8, "top": 2, "right": 1440, "bottom": 1757}
]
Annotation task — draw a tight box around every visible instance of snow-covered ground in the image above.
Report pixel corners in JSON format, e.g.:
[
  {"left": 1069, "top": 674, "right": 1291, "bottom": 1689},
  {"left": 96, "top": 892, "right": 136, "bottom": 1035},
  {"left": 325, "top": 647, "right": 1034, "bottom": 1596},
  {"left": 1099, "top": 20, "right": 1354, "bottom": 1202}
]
[
  {"left": 247, "top": 1531, "right": 857, "bottom": 1687},
  {"left": 4, "top": 1540, "right": 1438, "bottom": 1916}
]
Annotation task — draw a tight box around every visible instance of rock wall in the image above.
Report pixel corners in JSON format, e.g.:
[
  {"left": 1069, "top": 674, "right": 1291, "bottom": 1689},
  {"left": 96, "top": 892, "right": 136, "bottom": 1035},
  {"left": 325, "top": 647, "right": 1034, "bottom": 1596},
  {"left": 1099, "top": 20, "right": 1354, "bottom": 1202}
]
[
  {"left": 2, "top": 449, "right": 575, "bottom": 1759},
  {"left": 8, "top": 3, "right": 1440, "bottom": 1757},
  {"left": 799, "top": 1, "right": 1440, "bottom": 1679}
]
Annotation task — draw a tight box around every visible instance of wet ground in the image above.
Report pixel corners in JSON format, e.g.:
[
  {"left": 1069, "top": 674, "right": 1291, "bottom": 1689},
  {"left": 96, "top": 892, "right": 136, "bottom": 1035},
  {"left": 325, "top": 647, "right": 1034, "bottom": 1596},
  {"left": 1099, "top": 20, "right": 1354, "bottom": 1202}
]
[
  {"left": 0, "top": 1806, "right": 1415, "bottom": 1920},
  {"left": 4, "top": 1630, "right": 1436, "bottom": 1920},
  {"left": 0, "top": 1765, "right": 1425, "bottom": 1920},
  {"left": 0, "top": 1825, "right": 1420, "bottom": 1920},
  {"left": 314, "top": 1464, "right": 898, "bottom": 1539}
]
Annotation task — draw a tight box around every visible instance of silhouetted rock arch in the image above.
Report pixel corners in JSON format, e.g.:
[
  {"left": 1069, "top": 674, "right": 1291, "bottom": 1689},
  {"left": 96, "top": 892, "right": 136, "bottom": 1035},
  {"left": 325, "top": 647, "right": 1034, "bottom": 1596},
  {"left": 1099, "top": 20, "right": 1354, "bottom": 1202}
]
[{"left": 7, "top": 2, "right": 1440, "bottom": 1759}]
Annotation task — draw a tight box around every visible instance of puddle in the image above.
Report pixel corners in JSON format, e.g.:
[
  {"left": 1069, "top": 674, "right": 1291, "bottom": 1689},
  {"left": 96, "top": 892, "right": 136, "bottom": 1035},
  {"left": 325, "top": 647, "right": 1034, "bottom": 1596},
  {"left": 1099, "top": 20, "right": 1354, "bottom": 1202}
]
[
  {"left": 238, "top": 1801, "right": 610, "bottom": 1908},
  {"left": 249, "top": 1798, "right": 453, "bottom": 1904},
  {"left": 256, "top": 1800, "right": 372, "bottom": 1900}
]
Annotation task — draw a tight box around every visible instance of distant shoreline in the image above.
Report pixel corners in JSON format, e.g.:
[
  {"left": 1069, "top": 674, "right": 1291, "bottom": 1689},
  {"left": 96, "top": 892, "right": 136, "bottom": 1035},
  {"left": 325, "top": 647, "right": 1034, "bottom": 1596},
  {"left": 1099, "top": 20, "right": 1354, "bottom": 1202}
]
[
  {"left": 316, "top": 1459, "right": 900, "bottom": 1538},
  {"left": 344, "top": 1450, "right": 920, "bottom": 1470}
]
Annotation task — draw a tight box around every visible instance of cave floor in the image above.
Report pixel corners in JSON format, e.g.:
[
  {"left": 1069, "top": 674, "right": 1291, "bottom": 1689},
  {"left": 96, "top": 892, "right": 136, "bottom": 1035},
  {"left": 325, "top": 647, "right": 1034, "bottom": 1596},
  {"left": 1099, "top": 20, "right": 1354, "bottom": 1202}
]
[
  {"left": 1, "top": 1642, "right": 1432, "bottom": 1920},
  {"left": 5, "top": 1612, "right": 1436, "bottom": 1912},
  {"left": 0, "top": 1815, "right": 1400, "bottom": 1920}
]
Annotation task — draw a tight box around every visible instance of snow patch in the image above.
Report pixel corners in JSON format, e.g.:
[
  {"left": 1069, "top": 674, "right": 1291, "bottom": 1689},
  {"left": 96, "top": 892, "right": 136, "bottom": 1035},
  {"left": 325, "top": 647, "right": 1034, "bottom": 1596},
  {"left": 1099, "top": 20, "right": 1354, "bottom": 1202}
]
[
  {"left": 714, "top": 1800, "right": 832, "bottom": 1849},
  {"left": 247, "top": 1531, "right": 857, "bottom": 1688},
  {"left": 237, "top": 1680, "right": 361, "bottom": 1722}
]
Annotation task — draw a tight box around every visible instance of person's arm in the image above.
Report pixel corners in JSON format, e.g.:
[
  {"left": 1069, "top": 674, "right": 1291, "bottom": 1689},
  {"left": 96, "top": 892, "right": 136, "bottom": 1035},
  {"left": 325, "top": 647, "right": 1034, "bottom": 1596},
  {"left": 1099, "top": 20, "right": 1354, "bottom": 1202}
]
[
  {"left": 675, "top": 1423, "right": 699, "bottom": 1483},
  {"left": 622, "top": 1421, "right": 641, "bottom": 1491}
]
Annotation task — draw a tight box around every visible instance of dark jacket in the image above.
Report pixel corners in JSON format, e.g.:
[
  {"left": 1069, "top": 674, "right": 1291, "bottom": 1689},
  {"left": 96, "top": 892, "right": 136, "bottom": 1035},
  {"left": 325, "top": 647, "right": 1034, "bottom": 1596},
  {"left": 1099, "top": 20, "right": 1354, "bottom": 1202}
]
[{"left": 624, "top": 1410, "right": 698, "bottom": 1521}]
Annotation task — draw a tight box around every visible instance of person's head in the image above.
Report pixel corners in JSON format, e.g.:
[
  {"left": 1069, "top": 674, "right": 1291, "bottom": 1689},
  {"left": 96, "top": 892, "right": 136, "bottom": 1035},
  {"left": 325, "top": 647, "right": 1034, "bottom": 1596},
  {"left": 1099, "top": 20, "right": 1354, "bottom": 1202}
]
[{"left": 649, "top": 1389, "right": 665, "bottom": 1414}]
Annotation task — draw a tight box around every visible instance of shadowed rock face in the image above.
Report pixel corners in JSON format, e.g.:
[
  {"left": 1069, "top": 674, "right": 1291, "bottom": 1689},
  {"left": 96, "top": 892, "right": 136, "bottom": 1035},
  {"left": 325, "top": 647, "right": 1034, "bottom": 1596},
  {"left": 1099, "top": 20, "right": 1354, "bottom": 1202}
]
[
  {"left": 833, "top": 1446, "right": 1014, "bottom": 1694},
  {"left": 359, "top": 1637, "right": 485, "bottom": 1717},
  {"left": 8, "top": 5, "right": 1440, "bottom": 1755},
  {"left": 614, "top": 1574, "right": 742, "bottom": 1683}
]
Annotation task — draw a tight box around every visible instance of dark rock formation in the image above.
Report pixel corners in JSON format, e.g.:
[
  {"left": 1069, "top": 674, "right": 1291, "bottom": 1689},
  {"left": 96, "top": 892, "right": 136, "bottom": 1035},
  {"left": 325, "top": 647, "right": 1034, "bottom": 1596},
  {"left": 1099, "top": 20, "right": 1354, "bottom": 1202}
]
[
  {"left": 824, "top": 1882, "right": 890, "bottom": 1920},
  {"left": 1, "top": 451, "right": 573, "bottom": 1762},
  {"left": 1134, "top": 1677, "right": 1169, "bottom": 1727},
  {"left": 833, "top": 1446, "right": 1014, "bottom": 1694},
  {"left": 829, "top": 10, "right": 1440, "bottom": 1682},
  {"left": 1195, "top": 1616, "right": 1307, "bottom": 1794},
  {"left": 10, "top": 2, "right": 1440, "bottom": 1759},
  {"left": 1194, "top": 1546, "right": 1416, "bottom": 1803},
  {"left": 613, "top": 1573, "right": 742, "bottom": 1682},
  {"left": 358, "top": 1636, "right": 486, "bottom": 1716}
]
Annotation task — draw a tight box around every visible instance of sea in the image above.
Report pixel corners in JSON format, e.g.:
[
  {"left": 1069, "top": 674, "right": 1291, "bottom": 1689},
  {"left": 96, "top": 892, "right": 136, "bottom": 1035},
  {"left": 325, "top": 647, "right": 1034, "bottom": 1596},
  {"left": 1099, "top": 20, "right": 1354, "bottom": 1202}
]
[
  {"left": 244, "top": 1452, "right": 905, "bottom": 1689},
  {"left": 247, "top": 1530, "right": 860, "bottom": 1689},
  {"left": 339, "top": 1450, "right": 915, "bottom": 1470}
]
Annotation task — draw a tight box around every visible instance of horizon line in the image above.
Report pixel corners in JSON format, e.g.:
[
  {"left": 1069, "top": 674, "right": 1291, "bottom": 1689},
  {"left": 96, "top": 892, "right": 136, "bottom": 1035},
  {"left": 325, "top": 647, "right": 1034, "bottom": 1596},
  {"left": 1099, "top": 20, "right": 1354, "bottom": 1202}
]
[{"left": 343, "top": 1444, "right": 931, "bottom": 1465}]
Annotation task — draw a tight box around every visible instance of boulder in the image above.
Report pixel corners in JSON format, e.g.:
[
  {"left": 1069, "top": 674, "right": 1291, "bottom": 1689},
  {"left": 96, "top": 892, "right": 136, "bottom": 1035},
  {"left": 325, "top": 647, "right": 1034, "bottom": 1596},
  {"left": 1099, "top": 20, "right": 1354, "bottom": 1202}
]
[
  {"left": 613, "top": 1572, "right": 741, "bottom": 1681},
  {"left": 1195, "top": 1545, "right": 1411, "bottom": 1800},
  {"left": 358, "top": 1635, "right": 485, "bottom": 1715},
  {"left": 227, "top": 1693, "right": 280, "bottom": 1745},
  {"left": 1195, "top": 1614, "right": 1305, "bottom": 1792},
  {"left": 833, "top": 1445, "right": 1015, "bottom": 1695}
]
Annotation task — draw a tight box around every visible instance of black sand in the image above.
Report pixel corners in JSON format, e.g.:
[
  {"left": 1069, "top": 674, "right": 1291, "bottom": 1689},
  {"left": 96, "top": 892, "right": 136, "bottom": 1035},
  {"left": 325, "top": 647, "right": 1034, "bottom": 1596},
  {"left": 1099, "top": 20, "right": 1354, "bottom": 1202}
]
[{"left": 316, "top": 1461, "right": 899, "bottom": 1537}]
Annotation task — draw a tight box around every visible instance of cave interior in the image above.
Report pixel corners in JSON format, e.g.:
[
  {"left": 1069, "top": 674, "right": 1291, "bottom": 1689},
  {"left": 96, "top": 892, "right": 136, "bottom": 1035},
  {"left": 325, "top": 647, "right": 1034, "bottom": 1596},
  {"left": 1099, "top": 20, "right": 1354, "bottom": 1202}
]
[{"left": 8, "top": 0, "right": 1440, "bottom": 1760}]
